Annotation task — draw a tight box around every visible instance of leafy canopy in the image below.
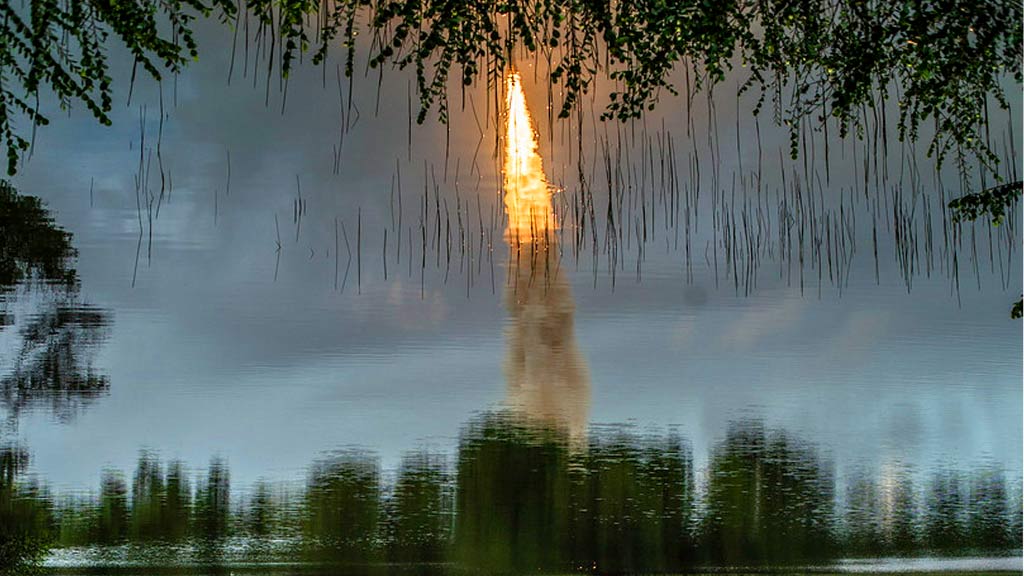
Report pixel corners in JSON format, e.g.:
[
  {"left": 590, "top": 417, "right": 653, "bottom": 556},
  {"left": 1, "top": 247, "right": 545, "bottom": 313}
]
[{"left": 0, "top": 0, "right": 1019, "bottom": 177}]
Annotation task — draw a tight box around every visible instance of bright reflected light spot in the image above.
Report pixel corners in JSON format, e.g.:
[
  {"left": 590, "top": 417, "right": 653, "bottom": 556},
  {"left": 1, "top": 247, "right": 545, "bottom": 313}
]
[{"left": 503, "top": 71, "right": 555, "bottom": 242}]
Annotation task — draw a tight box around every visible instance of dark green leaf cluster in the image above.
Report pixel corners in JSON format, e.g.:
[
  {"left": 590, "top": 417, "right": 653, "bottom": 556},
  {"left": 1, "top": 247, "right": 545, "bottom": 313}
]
[
  {"left": 0, "top": 0, "right": 1020, "bottom": 176},
  {"left": 947, "top": 180, "right": 1022, "bottom": 226},
  {"left": 0, "top": 180, "right": 76, "bottom": 287},
  {"left": 351, "top": 0, "right": 1020, "bottom": 173},
  {"left": 946, "top": 180, "right": 1022, "bottom": 319}
]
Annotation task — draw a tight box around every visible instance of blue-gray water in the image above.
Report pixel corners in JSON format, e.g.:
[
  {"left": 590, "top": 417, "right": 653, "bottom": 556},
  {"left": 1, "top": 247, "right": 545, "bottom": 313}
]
[{"left": 0, "top": 18, "right": 1021, "bottom": 573}]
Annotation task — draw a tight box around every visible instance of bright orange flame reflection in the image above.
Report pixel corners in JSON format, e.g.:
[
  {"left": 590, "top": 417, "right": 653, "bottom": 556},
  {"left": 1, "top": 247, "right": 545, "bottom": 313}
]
[
  {"left": 503, "top": 71, "right": 555, "bottom": 242},
  {"left": 501, "top": 71, "right": 589, "bottom": 446}
]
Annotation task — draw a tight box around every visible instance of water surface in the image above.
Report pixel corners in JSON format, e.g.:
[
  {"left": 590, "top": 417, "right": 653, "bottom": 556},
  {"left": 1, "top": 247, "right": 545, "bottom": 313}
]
[{"left": 0, "top": 23, "right": 1021, "bottom": 573}]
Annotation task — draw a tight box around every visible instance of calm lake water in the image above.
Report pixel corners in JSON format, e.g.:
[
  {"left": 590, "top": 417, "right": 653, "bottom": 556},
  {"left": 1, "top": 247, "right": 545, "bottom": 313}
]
[{"left": 0, "top": 20, "right": 1021, "bottom": 574}]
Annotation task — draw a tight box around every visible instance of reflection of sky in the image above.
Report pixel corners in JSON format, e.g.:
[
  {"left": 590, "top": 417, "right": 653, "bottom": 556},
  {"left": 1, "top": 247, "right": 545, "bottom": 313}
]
[{"left": 2, "top": 20, "right": 1021, "bottom": 491}]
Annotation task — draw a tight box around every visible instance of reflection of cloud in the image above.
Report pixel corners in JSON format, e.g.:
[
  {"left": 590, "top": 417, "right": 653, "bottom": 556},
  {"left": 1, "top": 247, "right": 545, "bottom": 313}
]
[
  {"left": 501, "top": 72, "right": 589, "bottom": 444},
  {"left": 883, "top": 402, "right": 923, "bottom": 448},
  {"left": 825, "top": 310, "right": 891, "bottom": 362},
  {"left": 683, "top": 285, "right": 709, "bottom": 307},
  {"left": 672, "top": 319, "right": 696, "bottom": 349},
  {"left": 717, "top": 297, "right": 803, "bottom": 349},
  {"left": 376, "top": 281, "right": 449, "bottom": 329}
]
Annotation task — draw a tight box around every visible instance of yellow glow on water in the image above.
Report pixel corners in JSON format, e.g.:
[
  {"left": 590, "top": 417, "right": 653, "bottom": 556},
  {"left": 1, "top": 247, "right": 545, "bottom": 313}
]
[
  {"left": 501, "top": 71, "right": 588, "bottom": 446},
  {"left": 503, "top": 71, "right": 555, "bottom": 242}
]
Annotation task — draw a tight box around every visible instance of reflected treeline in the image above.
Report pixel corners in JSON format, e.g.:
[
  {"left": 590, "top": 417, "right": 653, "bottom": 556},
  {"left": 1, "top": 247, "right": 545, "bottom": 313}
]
[
  {"left": 0, "top": 445, "right": 52, "bottom": 570},
  {"left": 2, "top": 418, "right": 1020, "bottom": 572},
  {"left": 0, "top": 180, "right": 112, "bottom": 423},
  {"left": 702, "top": 421, "right": 835, "bottom": 563},
  {"left": 455, "top": 415, "right": 698, "bottom": 572}
]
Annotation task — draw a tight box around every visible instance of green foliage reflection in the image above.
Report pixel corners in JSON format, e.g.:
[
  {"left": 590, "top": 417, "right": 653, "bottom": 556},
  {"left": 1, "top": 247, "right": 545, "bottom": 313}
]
[{"left": 2, "top": 416, "right": 1020, "bottom": 572}]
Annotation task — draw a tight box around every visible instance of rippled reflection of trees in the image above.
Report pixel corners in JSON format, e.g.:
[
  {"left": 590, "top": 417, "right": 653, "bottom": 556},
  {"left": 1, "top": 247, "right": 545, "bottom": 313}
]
[
  {"left": 452, "top": 413, "right": 573, "bottom": 570},
  {"left": 302, "top": 451, "right": 380, "bottom": 564},
  {"left": 0, "top": 445, "right": 53, "bottom": 571},
  {"left": 842, "top": 467, "right": 918, "bottom": 556},
  {"left": 3, "top": 416, "right": 1019, "bottom": 573},
  {"left": 1, "top": 306, "right": 111, "bottom": 422},
  {"left": 382, "top": 451, "right": 451, "bottom": 563},
  {"left": 701, "top": 420, "right": 836, "bottom": 563},
  {"left": 0, "top": 181, "right": 112, "bottom": 423},
  {"left": 128, "top": 454, "right": 192, "bottom": 544}
]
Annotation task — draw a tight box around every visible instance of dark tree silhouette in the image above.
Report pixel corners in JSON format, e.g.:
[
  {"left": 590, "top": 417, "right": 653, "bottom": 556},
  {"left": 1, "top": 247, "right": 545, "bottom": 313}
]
[
  {"left": 569, "top": 430, "right": 696, "bottom": 571},
  {"left": 91, "top": 470, "right": 130, "bottom": 545},
  {"left": 700, "top": 420, "right": 836, "bottom": 564},
  {"left": 0, "top": 181, "right": 113, "bottom": 421},
  {"left": 452, "top": 412, "right": 573, "bottom": 571},
  {"left": 0, "top": 445, "right": 54, "bottom": 574},
  {"left": 923, "top": 469, "right": 967, "bottom": 554},
  {"left": 0, "top": 181, "right": 76, "bottom": 287},
  {"left": 302, "top": 451, "right": 380, "bottom": 563},
  {"left": 3, "top": 419, "right": 1021, "bottom": 570},
  {"left": 194, "top": 458, "right": 231, "bottom": 542},
  {"left": 160, "top": 459, "right": 193, "bottom": 543},
  {"left": 965, "top": 466, "right": 1013, "bottom": 553},
  {"left": 383, "top": 451, "right": 451, "bottom": 563}
]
